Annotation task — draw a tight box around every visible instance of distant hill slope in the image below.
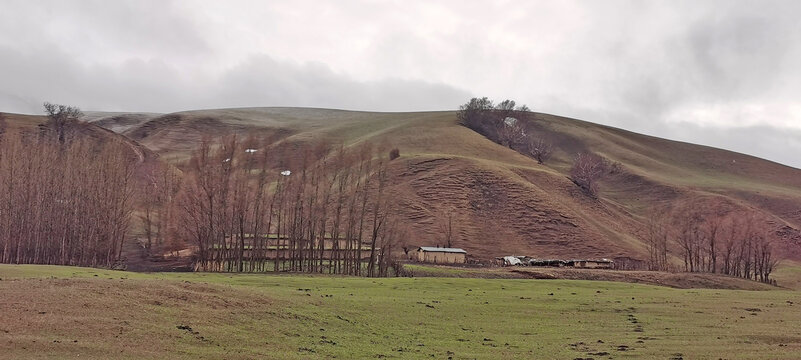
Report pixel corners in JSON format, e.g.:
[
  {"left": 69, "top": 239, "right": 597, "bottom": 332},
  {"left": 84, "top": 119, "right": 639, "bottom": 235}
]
[
  {"left": 0, "top": 112, "right": 159, "bottom": 178},
  {"left": 75, "top": 108, "right": 801, "bottom": 262}
]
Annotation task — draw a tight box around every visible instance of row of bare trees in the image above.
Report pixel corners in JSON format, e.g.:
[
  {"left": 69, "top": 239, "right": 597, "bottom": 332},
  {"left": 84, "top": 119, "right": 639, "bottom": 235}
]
[
  {"left": 0, "top": 103, "right": 405, "bottom": 276},
  {"left": 0, "top": 105, "right": 135, "bottom": 267},
  {"left": 171, "top": 135, "right": 404, "bottom": 276},
  {"left": 646, "top": 205, "right": 780, "bottom": 284},
  {"left": 137, "top": 161, "right": 182, "bottom": 255}
]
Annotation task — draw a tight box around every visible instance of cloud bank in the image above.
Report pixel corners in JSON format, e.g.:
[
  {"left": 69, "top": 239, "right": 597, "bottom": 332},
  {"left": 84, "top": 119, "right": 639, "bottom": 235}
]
[{"left": 1, "top": 0, "right": 800, "bottom": 166}]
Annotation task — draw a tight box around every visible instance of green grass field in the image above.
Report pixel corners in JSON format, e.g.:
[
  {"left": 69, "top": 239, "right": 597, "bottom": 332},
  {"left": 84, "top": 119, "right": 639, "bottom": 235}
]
[{"left": 1, "top": 265, "right": 800, "bottom": 359}]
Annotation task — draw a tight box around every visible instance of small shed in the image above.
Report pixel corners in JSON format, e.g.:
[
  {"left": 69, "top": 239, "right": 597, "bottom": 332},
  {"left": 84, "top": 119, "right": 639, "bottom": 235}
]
[{"left": 417, "top": 247, "right": 467, "bottom": 264}]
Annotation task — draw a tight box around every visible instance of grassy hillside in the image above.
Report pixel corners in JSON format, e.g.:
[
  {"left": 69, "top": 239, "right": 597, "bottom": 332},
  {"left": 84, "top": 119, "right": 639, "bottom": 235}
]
[
  {"left": 84, "top": 107, "right": 801, "bottom": 265},
  {"left": 2, "top": 264, "right": 800, "bottom": 359}
]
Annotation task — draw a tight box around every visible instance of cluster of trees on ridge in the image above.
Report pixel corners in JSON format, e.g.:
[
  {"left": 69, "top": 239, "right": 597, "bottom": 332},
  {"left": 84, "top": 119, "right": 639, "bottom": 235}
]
[{"left": 457, "top": 97, "right": 605, "bottom": 196}]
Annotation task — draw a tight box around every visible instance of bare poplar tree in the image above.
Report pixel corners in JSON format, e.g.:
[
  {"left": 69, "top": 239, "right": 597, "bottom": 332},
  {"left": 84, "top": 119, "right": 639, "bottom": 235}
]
[
  {"left": 438, "top": 211, "right": 456, "bottom": 248},
  {"left": 168, "top": 135, "right": 401, "bottom": 277},
  {"left": 645, "top": 209, "right": 669, "bottom": 271},
  {"left": 570, "top": 152, "right": 607, "bottom": 196},
  {"left": 0, "top": 118, "right": 135, "bottom": 267},
  {"left": 527, "top": 136, "right": 553, "bottom": 164}
]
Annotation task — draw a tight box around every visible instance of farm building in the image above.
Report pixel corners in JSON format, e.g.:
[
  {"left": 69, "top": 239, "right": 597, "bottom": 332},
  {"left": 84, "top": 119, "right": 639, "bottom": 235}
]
[
  {"left": 203, "top": 236, "right": 374, "bottom": 263},
  {"left": 499, "top": 256, "right": 615, "bottom": 269},
  {"left": 569, "top": 259, "right": 614, "bottom": 269},
  {"left": 529, "top": 259, "right": 568, "bottom": 267},
  {"left": 417, "top": 247, "right": 467, "bottom": 264}
]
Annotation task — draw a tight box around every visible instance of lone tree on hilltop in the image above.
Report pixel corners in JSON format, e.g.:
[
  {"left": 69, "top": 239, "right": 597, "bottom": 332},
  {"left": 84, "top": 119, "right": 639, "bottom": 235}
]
[
  {"left": 570, "top": 152, "right": 607, "bottom": 196},
  {"left": 43, "top": 102, "right": 82, "bottom": 144}
]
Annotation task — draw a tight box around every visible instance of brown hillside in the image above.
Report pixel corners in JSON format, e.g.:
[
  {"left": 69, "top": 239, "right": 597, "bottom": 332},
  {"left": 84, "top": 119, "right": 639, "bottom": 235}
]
[
  {"left": 84, "top": 108, "right": 801, "bottom": 263},
  {"left": 1, "top": 112, "right": 159, "bottom": 178}
]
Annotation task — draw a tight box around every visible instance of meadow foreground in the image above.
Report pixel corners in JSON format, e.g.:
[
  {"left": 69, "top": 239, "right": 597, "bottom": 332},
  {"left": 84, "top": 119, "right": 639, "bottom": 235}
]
[{"left": 1, "top": 265, "right": 799, "bottom": 359}]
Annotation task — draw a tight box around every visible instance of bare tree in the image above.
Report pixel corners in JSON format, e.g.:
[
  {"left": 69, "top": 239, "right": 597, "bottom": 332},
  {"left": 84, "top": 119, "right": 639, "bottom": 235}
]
[
  {"left": 169, "top": 135, "right": 402, "bottom": 277},
  {"left": 438, "top": 211, "right": 456, "bottom": 248},
  {"left": 527, "top": 136, "right": 553, "bottom": 164},
  {"left": 663, "top": 205, "right": 781, "bottom": 284},
  {"left": 0, "top": 120, "right": 135, "bottom": 267},
  {"left": 497, "top": 117, "right": 526, "bottom": 148},
  {"left": 705, "top": 216, "right": 721, "bottom": 273},
  {"left": 645, "top": 209, "right": 669, "bottom": 271},
  {"left": 494, "top": 100, "right": 529, "bottom": 148},
  {"left": 721, "top": 216, "right": 740, "bottom": 275},
  {"left": 675, "top": 210, "right": 699, "bottom": 272},
  {"left": 367, "top": 151, "right": 389, "bottom": 277},
  {"left": 570, "top": 152, "right": 607, "bottom": 196}
]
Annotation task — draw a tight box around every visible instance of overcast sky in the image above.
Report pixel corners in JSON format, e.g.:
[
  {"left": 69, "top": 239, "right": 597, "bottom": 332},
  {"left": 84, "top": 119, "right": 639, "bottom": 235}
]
[{"left": 2, "top": 0, "right": 801, "bottom": 167}]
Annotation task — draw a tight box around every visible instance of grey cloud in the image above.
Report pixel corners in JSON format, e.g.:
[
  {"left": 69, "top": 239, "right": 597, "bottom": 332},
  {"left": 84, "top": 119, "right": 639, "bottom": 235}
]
[
  {"left": 0, "top": 0, "right": 209, "bottom": 61},
  {"left": 0, "top": 47, "right": 470, "bottom": 113},
  {"left": 526, "top": 1, "right": 801, "bottom": 169},
  {"left": 585, "top": 2, "right": 800, "bottom": 124},
  {"left": 214, "top": 55, "right": 470, "bottom": 111},
  {"left": 0, "top": 46, "right": 190, "bottom": 113},
  {"left": 1, "top": 0, "right": 801, "bottom": 167}
]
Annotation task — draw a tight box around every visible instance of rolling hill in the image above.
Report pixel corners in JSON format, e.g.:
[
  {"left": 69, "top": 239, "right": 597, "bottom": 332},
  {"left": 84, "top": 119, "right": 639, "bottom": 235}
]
[
  {"left": 74, "top": 107, "right": 801, "bottom": 265},
  {"left": 1, "top": 111, "right": 159, "bottom": 177}
]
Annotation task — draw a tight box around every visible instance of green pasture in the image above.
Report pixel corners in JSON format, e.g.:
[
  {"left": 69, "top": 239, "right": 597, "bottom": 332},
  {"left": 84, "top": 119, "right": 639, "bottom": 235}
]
[{"left": 1, "top": 265, "right": 800, "bottom": 359}]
